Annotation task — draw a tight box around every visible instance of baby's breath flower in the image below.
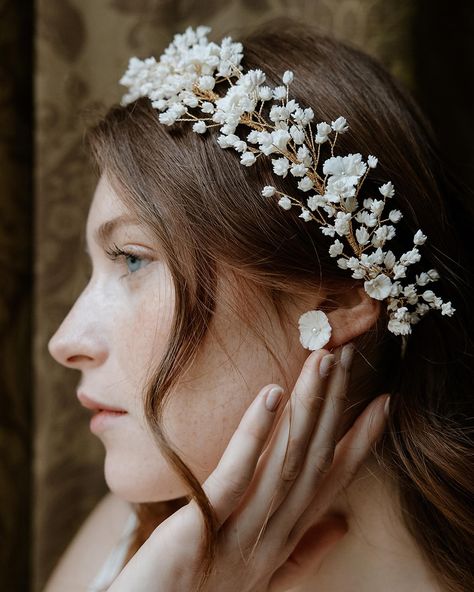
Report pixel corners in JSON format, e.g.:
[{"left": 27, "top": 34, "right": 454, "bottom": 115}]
[
  {"left": 192, "top": 120, "right": 207, "bottom": 134},
  {"left": 261, "top": 185, "right": 276, "bottom": 197},
  {"left": 240, "top": 151, "right": 256, "bottom": 166},
  {"left": 379, "top": 181, "right": 395, "bottom": 198},
  {"left": 282, "top": 70, "right": 294, "bottom": 85},
  {"left": 331, "top": 116, "right": 349, "bottom": 133},
  {"left": 278, "top": 196, "right": 292, "bottom": 210},
  {"left": 367, "top": 155, "right": 378, "bottom": 168}
]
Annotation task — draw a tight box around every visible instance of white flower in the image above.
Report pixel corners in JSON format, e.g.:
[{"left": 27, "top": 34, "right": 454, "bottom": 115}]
[
  {"left": 315, "top": 134, "right": 329, "bottom": 144},
  {"left": 278, "top": 196, "right": 292, "bottom": 210},
  {"left": 322, "top": 153, "right": 367, "bottom": 187},
  {"left": 315, "top": 121, "right": 331, "bottom": 143},
  {"left": 299, "top": 208, "right": 312, "bottom": 222},
  {"left": 415, "top": 272, "right": 430, "bottom": 286},
  {"left": 273, "top": 85, "right": 287, "bottom": 100},
  {"left": 422, "top": 290, "right": 436, "bottom": 303},
  {"left": 329, "top": 239, "right": 344, "bottom": 257},
  {"left": 393, "top": 264, "right": 407, "bottom": 280},
  {"left": 290, "top": 163, "right": 307, "bottom": 177},
  {"left": 427, "top": 269, "right": 440, "bottom": 280},
  {"left": 271, "top": 129, "right": 291, "bottom": 150},
  {"left": 201, "top": 101, "right": 215, "bottom": 114},
  {"left": 320, "top": 225, "right": 336, "bottom": 237},
  {"left": 334, "top": 212, "right": 352, "bottom": 236},
  {"left": 272, "top": 157, "right": 290, "bottom": 177},
  {"left": 400, "top": 247, "right": 421, "bottom": 266},
  {"left": 290, "top": 125, "right": 305, "bottom": 144},
  {"left": 337, "top": 257, "right": 348, "bottom": 269},
  {"left": 192, "top": 120, "right": 207, "bottom": 133},
  {"left": 387, "top": 318, "right": 412, "bottom": 335},
  {"left": 384, "top": 250, "right": 396, "bottom": 269},
  {"left": 307, "top": 194, "right": 326, "bottom": 210},
  {"left": 297, "top": 176, "right": 314, "bottom": 191},
  {"left": 367, "top": 155, "right": 378, "bottom": 168},
  {"left": 356, "top": 226, "right": 370, "bottom": 246},
  {"left": 233, "top": 140, "right": 247, "bottom": 153},
  {"left": 316, "top": 122, "right": 332, "bottom": 137},
  {"left": 297, "top": 145, "right": 312, "bottom": 166},
  {"left": 298, "top": 310, "right": 332, "bottom": 350},
  {"left": 258, "top": 86, "right": 273, "bottom": 101},
  {"left": 261, "top": 185, "right": 276, "bottom": 197},
  {"left": 198, "top": 75, "right": 215, "bottom": 90},
  {"left": 240, "top": 151, "right": 256, "bottom": 166},
  {"left": 331, "top": 116, "right": 349, "bottom": 133},
  {"left": 388, "top": 209, "right": 403, "bottom": 223},
  {"left": 441, "top": 302, "right": 455, "bottom": 316},
  {"left": 356, "top": 210, "right": 378, "bottom": 227},
  {"left": 370, "top": 199, "right": 385, "bottom": 217},
  {"left": 379, "top": 181, "right": 395, "bottom": 198},
  {"left": 364, "top": 273, "right": 393, "bottom": 300},
  {"left": 371, "top": 225, "right": 396, "bottom": 248},
  {"left": 282, "top": 70, "right": 294, "bottom": 85},
  {"left": 413, "top": 229, "right": 427, "bottom": 245}
]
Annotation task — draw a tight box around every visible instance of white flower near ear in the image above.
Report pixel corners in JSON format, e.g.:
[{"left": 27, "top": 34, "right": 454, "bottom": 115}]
[
  {"left": 298, "top": 310, "right": 332, "bottom": 350},
  {"left": 364, "top": 273, "right": 393, "bottom": 300}
]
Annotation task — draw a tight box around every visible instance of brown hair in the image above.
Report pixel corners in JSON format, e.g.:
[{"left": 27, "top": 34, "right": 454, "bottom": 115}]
[{"left": 83, "top": 17, "right": 474, "bottom": 592}]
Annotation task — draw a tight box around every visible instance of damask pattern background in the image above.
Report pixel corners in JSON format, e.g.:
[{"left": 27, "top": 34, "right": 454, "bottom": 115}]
[{"left": 0, "top": 1, "right": 472, "bottom": 590}]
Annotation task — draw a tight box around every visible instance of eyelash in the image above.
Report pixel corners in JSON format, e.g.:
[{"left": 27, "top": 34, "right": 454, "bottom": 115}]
[{"left": 104, "top": 242, "right": 151, "bottom": 277}]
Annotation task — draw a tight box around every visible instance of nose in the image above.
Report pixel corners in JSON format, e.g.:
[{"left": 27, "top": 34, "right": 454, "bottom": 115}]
[{"left": 48, "top": 295, "right": 109, "bottom": 370}]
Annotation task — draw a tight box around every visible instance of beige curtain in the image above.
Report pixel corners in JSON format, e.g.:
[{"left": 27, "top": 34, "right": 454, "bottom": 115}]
[{"left": 30, "top": 0, "right": 415, "bottom": 590}]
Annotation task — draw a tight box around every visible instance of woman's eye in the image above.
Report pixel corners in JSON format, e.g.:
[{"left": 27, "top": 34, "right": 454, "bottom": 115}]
[{"left": 104, "top": 244, "right": 153, "bottom": 277}]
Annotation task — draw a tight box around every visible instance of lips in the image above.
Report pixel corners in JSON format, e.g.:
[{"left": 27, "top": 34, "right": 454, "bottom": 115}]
[{"left": 77, "top": 392, "right": 127, "bottom": 413}]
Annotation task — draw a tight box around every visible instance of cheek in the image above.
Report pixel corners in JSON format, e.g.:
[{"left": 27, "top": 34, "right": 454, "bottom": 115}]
[
  {"left": 163, "top": 382, "right": 250, "bottom": 481},
  {"left": 118, "top": 270, "right": 175, "bottom": 399}
]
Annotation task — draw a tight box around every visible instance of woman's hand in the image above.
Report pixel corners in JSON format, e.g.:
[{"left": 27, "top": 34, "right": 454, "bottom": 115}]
[{"left": 107, "top": 342, "right": 389, "bottom": 592}]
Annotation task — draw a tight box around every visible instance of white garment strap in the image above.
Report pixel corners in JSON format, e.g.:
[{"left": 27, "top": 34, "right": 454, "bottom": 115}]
[{"left": 87, "top": 509, "right": 139, "bottom": 592}]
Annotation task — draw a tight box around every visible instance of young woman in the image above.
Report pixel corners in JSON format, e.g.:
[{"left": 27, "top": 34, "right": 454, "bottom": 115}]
[{"left": 45, "top": 17, "right": 473, "bottom": 592}]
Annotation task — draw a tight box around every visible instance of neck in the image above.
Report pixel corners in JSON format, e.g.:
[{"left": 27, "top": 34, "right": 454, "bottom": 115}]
[{"left": 276, "top": 457, "right": 443, "bottom": 592}]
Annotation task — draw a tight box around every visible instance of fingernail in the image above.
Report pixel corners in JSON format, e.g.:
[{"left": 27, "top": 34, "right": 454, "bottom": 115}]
[
  {"left": 340, "top": 342, "right": 355, "bottom": 369},
  {"left": 266, "top": 386, "right": 284, "bottom": 412},
  {"left": 384, "top": 396, "right": 391, "bottom": 417},
  {"left": 319, "top": 354, "right": 335, "bottom": 378}
]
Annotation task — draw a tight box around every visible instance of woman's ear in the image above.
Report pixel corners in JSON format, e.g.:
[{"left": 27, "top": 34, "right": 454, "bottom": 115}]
[{"left": 324, "top": 284, "right": 381, "bottom": 349}]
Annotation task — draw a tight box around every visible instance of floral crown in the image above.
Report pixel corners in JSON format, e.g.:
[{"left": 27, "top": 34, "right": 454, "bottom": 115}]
[{"left": 118, "top": 24, "right": 455, "bottom": 356}]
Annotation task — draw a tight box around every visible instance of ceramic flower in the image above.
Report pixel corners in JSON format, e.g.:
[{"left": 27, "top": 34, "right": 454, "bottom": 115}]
[{"left": 298, "top": 310, "right": 332, "bottom": 351}]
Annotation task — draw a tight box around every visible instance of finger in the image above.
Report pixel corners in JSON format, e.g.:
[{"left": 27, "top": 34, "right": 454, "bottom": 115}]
[
  {"left": 226, "top": 346, "right": 337, "bottom": 546},
  {"left": 200, "top": 383, "right": 285, "bottom": 527},
  {"left": 285, "top": 393, "right": 389, "bottom": 548},
  {"left": 266, "top": 342, "right": 355, "bottom": 535}
]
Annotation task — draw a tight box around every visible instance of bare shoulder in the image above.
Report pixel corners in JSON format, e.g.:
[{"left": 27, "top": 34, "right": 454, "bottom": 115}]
[{"left": 42, "top": 491, "right": 134, "bottom": 592}]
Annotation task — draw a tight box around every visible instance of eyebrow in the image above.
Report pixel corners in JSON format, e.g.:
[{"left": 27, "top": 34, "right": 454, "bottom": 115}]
[{"left": 84, "top": 214, "right": 137, "bottom": 254}]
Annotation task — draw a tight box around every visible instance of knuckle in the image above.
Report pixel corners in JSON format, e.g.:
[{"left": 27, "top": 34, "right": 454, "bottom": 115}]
[
  {"left": 281, "top": 440, "right": 304, "bottom": 481},
  {"left": 310, "top": 447, "right": 334, "bottom": 475},
  {"left": 211, "top": 470, "right": 248, "bottom": 502}
]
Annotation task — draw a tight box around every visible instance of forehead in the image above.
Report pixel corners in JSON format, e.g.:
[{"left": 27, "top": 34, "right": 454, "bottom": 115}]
[
  {"left": 84, "top": 174, "right": 158, "bottom": 251},
  {"left": 87, "top": 174, "right": 130, "bottom": 226}
]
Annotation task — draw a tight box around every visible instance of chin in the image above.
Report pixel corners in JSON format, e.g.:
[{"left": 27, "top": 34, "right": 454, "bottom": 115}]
[{"left": 103, "top": 449, "right": 190, "bottom": 503}]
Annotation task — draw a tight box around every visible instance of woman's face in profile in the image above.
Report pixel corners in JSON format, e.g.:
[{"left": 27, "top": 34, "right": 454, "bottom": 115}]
[{"left": 48, "top": 174, "right": 304, "bottom": 503}]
